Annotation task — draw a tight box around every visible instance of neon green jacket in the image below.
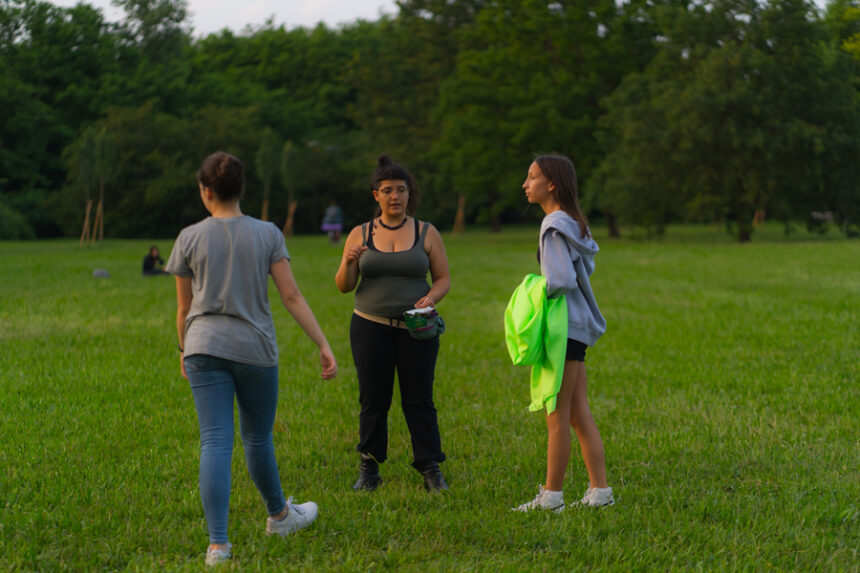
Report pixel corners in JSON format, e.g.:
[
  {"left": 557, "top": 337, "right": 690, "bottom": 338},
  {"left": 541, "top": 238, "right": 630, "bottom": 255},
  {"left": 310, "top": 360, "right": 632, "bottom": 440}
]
[{"left": 504, "top": 273, "right": 568, "bottom": 414}]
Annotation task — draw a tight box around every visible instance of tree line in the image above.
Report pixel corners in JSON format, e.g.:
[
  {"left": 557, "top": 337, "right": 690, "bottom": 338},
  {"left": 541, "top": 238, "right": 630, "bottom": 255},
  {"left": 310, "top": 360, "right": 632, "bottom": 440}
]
[{"left": 1, "top": 0, "right": 858, "bottom": 241}]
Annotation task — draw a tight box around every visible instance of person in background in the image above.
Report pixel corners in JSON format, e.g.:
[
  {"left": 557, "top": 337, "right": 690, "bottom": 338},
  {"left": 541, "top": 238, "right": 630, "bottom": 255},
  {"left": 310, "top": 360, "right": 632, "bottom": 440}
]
[
  {"left": 335, "top": 155, "right": 450, "bottom": 493},
  {"left": 166, "top": 151, "right": 338, "bottom": 567},
  {"left": 514, "top": 153, "right": 614, "bottom": 512},
  {"left": 142, "top": 245, "right": 169, "bottom": 275},
  {"left": 321, "top": 200, "right": 344, "bottom": 243}
]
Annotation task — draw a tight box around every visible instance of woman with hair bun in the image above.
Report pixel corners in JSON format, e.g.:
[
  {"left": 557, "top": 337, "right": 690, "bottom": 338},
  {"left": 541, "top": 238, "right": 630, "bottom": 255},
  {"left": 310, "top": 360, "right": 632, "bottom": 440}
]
[
  {"left": 166, "top": 151, "right": 338, "bottom": 566},
  {"left": 335, "top": 155, "right": 451, "bottom": 492}
]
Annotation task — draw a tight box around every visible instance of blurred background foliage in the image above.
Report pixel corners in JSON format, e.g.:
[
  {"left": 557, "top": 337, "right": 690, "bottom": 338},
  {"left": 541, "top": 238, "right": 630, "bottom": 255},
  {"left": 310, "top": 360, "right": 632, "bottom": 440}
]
[{"left": 1, "top": 0, "right": 858, "bottom": 241}]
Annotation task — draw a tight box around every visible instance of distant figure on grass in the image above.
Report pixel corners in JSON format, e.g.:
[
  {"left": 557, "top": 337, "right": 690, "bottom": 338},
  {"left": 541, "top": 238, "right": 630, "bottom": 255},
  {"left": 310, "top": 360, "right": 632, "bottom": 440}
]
[
  {"left": 142, "top": 245, "right": 168, "bottom": 275},
  {"left": 335, "top": 155, "right": 451, "bottom": 492},
  {"left": 165, "top": 151, "right": 338, "bottom": 567},
  {"left": 513, "top": 154, "right": 614, "bottom": 512},
  {"left": 321, "top": 200, "right": 344, "bottom": 243}
]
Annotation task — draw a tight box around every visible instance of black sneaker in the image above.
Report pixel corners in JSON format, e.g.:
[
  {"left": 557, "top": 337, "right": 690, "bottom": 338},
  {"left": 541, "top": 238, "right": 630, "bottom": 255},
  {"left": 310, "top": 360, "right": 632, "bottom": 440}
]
[
  {"left": 418, "top": 463, "right": 449, "bottom": 492},
  {"left": 352, "top": 457, "right": 382, "bottom": 491}
]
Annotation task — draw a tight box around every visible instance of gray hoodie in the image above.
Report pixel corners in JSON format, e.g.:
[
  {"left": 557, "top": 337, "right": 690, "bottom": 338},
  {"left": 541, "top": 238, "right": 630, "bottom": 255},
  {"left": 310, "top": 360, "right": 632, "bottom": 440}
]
[{"left": 539, "top": 210, "right": 606, "bottom": 347}]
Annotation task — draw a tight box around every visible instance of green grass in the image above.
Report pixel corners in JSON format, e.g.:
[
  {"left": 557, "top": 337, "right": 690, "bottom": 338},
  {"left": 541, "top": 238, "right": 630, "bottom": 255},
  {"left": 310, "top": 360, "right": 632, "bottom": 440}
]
[{"left": 0, "top": 223, "right": 858, "bottom": 571}]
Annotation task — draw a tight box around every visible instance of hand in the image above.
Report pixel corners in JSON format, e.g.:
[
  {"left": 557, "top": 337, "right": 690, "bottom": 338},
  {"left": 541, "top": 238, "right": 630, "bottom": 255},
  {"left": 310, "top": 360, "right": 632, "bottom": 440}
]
[
  {"left": 345, "top": 245, "right": 368, "bottom": 264},
  {"left": 180, "top": 354, "right": 188, "bottom": 380},
  {"left": 319, "top": 346, "right": 338, "bottom": 380},
  {"left": 414, "top": 294, "right": 435, "bottom": 309}
]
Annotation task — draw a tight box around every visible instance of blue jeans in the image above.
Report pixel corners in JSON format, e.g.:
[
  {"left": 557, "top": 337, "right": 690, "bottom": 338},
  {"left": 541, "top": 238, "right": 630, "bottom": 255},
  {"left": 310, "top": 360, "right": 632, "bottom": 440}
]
[{"left": 184, "top": 354, "right": 287, "bottom": 544}]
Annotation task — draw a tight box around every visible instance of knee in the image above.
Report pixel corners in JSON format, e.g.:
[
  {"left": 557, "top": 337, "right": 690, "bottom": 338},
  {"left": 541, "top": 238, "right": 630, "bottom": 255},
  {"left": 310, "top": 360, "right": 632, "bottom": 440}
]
[
  {"left": 569, "top": 408, "right": 593, "bottom": 433},
  {"left": 241, "top": 432, "right": 273, "bottom": 450},
  {"left": 200, "top": 433, "right": 233, "bottom": 455},
  {"left": 360, "top": 399, "right": 392, "bottom": 416},
  {"left": 401, "top": 396, "right": 435, "bottom": 410}
]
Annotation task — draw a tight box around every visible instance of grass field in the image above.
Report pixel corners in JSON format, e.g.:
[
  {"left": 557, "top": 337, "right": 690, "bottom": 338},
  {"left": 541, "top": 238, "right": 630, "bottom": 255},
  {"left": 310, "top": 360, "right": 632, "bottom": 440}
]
[{"left": 0, "top": 224, "right": 858, "bottom": 571}]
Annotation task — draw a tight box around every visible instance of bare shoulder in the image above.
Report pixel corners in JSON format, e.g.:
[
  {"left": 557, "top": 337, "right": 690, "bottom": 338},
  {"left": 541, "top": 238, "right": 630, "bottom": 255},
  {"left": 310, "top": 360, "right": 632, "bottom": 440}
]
[
  {"left": 421, "top": 220, "right": 447, "bottom": 254},
  {"left": 423, "top": 221, "right": 444, "bottom": 241}
]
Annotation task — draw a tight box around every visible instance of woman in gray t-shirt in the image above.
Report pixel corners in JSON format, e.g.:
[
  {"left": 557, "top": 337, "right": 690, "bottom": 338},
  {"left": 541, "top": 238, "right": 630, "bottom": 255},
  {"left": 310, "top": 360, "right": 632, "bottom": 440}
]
[{"left": 166, "top": 152, "right": 337, "bottom": 566}]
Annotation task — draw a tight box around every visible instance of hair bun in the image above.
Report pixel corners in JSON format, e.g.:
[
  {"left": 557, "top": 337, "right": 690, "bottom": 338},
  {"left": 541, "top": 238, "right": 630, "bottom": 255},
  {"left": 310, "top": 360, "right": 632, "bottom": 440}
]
[{"left": 377, "top": 154, "right": 392, "bottom": 167}]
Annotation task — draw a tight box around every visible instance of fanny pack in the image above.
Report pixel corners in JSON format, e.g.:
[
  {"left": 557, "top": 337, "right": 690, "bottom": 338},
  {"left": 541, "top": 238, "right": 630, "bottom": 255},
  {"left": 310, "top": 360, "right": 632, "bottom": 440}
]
[{"left": 402, "top": 308, "right": 446, "bottom": 340}]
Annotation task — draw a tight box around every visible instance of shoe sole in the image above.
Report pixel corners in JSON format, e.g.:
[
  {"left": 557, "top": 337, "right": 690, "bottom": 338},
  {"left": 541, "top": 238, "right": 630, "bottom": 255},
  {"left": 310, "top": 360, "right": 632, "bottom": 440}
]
[
  {"left": 353, "top": 478, "right": 383, "bottom": 492},
  {"left": 267, "top": 517, "right": 316, "bottom": 536},
  {"left": 512, "top": 503, "right": 565, "bottom": 512}
]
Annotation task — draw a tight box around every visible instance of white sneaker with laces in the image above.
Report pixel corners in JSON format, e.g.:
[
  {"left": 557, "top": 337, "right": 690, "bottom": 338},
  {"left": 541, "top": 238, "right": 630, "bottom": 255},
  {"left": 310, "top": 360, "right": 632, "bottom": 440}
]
[
  {"left": 266, "top": 497, "right": 319, "bottom": 536},
  {"left": 513, "top": 485, "right": 565, "bottom": 513},
  {"left": 205, "top": 543, "right": 231, "bottom": 567},
  {"left": 576, "top": 486, "right": 615, "bottom": 507}
]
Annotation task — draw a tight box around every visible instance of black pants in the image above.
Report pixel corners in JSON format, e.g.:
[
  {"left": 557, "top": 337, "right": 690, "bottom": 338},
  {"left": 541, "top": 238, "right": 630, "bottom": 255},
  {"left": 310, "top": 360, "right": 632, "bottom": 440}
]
[{"left": 350, "top": 314, "right": 445, "bottom": 468}]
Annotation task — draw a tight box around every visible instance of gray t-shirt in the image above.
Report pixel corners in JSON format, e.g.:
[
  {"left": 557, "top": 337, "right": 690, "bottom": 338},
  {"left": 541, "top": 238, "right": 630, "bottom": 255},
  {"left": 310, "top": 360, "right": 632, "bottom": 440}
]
[{"left": 165, "top": 216, "right": 289, "bottom": 367}]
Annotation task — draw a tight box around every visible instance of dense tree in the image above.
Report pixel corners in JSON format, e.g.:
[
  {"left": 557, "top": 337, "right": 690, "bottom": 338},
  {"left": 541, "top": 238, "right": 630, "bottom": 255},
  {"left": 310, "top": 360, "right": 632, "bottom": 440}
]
[
  {"left": 432, "top": 0, "right": 663, "bottom": 230},
  {"left": 1, "top": 0, "right": 119, "bottom": 235},
  {"left": 0, "top": 0, "right": 857, "bottom": 239},
  {"left": 596, "top": 0, "right": 860, "bottom": 241},
  {"left": 255, "top": 127, "right": 280, "bottom": 221}
]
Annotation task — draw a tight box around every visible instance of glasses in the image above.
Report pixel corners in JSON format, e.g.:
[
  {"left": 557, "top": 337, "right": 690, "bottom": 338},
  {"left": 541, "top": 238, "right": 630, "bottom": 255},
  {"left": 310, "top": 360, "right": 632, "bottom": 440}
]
[{"left": 377, "top": 185, "right": 408, "bottom": 194}]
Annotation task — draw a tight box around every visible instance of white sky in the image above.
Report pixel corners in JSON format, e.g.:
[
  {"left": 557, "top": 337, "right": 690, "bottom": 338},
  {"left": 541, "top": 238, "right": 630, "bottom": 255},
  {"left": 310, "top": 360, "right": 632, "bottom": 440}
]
[
  {"left": 50, "top": 0, "right": 830, "bottom": 38},
  {"left": 50, "top": 0, "right": 400, "bottom": 36}
]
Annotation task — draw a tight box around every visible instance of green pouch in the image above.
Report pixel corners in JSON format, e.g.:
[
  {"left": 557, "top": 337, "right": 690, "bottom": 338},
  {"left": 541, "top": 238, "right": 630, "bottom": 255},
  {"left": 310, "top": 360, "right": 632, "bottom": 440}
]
[{"left": 402, "top": 308, "right": 446, "bottom": 340}]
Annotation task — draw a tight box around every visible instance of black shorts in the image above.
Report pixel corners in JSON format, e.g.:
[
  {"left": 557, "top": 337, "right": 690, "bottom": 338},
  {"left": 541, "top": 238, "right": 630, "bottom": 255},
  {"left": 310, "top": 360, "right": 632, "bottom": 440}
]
[{"left": 566, "top": 339, "right": 587, "bottom": 362}]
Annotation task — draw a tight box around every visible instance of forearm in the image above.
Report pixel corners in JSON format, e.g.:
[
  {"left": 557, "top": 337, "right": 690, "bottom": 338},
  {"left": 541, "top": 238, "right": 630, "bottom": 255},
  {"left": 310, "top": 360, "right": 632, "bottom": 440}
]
[
  {"left": 426, "top": 276, "right": 450, "bottom": 304},
  {"left": 335, "top": 260, "right": 359, "bottom": 293},
  {"left": 176, "top": 309, "right": 189, "bottom": 349},
  {"left": 282, "top": 294, "right": 331, "bottom": 350}
]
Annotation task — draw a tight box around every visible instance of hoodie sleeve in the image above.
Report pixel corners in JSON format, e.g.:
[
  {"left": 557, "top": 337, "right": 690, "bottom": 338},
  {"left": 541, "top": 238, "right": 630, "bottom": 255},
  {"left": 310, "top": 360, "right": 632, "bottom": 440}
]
[{"left": 541, "top": 229, "right": 580, "bottom": 299}]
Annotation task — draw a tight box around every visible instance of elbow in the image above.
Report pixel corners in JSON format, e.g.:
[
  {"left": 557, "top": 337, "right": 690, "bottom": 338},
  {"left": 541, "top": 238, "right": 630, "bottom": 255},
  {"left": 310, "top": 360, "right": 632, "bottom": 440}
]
[
  {"left": 335, "top": 272, "right": 356, "bottom": 293},
  {"left": 280, "top": 289, "right": 302, "bottom": 308}
]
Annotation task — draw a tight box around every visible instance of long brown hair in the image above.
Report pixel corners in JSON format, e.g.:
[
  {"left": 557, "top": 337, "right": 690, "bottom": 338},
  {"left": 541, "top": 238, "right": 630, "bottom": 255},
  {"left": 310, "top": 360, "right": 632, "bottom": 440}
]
[{"left": 535, "top": 154, "right": 590, "bottom": 238}]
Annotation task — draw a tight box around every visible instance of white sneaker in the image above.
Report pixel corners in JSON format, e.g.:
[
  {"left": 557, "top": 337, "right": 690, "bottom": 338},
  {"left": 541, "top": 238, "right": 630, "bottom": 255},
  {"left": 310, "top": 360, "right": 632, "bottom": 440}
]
[
  {"left": 205, "top": 543, "right": 231, "bottom": 567},
  {"left": 266, "top": 497, "right": 319, "bottom": 536},
  {"left": 575, "top": 486, "right": 615, "bottom": 507},
  {"left": 513, "top": 485, "right": 565, "bottom": 513}
]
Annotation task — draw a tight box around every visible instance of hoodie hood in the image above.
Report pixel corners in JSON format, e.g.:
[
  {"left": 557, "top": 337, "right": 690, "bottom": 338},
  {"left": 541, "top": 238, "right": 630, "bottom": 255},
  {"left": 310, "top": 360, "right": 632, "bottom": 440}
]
[{"left": 540, "top": 210, "right": 598, "bottom": 274}]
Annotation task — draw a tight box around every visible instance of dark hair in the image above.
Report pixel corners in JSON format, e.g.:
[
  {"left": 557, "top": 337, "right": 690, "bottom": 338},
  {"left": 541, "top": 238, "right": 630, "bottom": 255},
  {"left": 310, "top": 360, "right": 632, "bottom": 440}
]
[
  {"left": 370, "top": 155, "right": 420, "bottom": 215},
  {"left": 196, "top": 152, "right": 245, "bottom": 201},
  {"left": 535, "top": 154, "right": 590, "bottom": 238}
]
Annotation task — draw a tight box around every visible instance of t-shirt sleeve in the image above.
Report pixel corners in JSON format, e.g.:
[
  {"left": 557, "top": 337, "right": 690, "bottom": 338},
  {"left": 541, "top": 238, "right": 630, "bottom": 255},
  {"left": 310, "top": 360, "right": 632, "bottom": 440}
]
[
  {"left": 269, "top": 224, "right": 290, "bottom": 266},
  {"left": 541, "top": 229, "right": 580, "bottom": 299},
  {"left": 165, "top": 233, "right": 191, "bottom": 276}
]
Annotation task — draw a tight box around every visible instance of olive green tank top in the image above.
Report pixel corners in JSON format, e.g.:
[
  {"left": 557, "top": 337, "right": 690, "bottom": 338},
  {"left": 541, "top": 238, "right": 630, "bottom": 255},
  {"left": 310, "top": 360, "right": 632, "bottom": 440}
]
[{"left": 355, "top": 218, "right": 431, "bottom": 318}]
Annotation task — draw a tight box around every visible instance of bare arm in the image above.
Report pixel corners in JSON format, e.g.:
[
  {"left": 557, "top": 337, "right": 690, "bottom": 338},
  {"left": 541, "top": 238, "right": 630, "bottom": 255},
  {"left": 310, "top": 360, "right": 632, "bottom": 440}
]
[
  {"left": 270, "top": 258, "right": 338, "bottom": 380},
  {"left": 175, "top": 275, "right": 192, "bottom": 379},
  {"left": 335, "top": 225, "right": 367, "bottom": 293},
  {"left": 415, "top": 223, "right": 451, "bottom": 308}
]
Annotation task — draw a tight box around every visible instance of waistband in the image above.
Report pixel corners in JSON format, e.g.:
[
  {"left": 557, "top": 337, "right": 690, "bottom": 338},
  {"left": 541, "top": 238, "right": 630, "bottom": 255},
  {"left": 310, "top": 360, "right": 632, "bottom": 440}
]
[{"left": 353, "top": 309, "right": 408, "bottom": 330}]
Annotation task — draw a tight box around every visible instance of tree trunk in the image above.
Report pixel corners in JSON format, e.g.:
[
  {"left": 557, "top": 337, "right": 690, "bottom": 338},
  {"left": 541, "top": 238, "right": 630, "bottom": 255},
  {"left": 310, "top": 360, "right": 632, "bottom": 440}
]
[
  {"left": 261, "top": 199, "right": 269, "bottom": 222},
  {"left": 452, "top": 194, "right": 466, "bottom": 235},
  {"left": 282, "top": 200, "right": 298, "bottom": 236},
  {"left": 737, "top": 213, "right": 752, "bottom": 243},
  {"left": 80, "top": 199, "right": 93, "bottom": 246},
  {"left": 606, "top": 212, "right": 620, "bottom": 238},
  {"left": 94, "top": 181, "right": 105, "bottom": 242}
]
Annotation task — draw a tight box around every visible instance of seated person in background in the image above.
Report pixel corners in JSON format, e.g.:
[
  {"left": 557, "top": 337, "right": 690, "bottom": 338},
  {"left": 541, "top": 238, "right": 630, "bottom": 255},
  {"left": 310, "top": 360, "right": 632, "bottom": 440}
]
[{"left": 143, "top": 245, "right": 169, "bottom": 275}]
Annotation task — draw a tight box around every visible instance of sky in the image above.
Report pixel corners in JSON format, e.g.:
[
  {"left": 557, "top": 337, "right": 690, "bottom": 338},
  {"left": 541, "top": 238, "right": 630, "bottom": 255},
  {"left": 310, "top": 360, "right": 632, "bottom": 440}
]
[
  {"left": 50, "top": 0, "right": 401, "bottom": 36},
  {"left": 50, "top": 0, "right": 831, "bottom": 37}
]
